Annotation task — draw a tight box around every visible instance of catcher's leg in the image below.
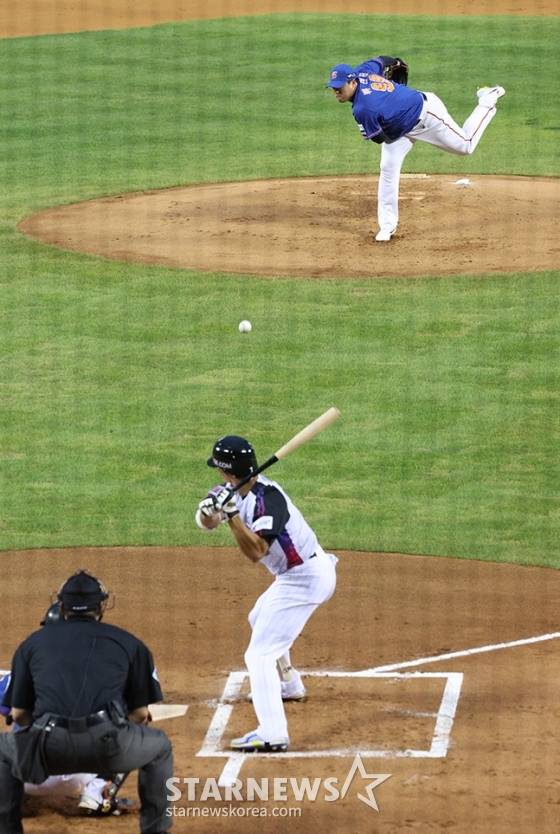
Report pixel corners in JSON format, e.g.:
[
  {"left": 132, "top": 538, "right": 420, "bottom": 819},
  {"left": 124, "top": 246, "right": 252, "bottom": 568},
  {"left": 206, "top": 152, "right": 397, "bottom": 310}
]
[
  {"left": 24, "top": 773, "right": 98, "bottom": 798},
  {"left": 378, "top": 136, "right": 415, "bottom": 235}
]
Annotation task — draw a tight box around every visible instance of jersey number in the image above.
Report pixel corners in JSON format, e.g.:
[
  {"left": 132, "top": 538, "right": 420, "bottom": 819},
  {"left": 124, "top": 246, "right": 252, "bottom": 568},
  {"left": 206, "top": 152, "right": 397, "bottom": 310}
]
[{"left": 368, "top": 74, "right": 395, "bottom": 93}]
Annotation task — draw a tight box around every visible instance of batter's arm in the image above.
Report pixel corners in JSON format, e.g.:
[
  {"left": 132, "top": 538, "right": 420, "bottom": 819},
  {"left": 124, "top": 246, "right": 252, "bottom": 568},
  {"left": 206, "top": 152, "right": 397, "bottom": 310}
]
[{"left": 227, "top": 516, "right": 269, "bottom": 563}]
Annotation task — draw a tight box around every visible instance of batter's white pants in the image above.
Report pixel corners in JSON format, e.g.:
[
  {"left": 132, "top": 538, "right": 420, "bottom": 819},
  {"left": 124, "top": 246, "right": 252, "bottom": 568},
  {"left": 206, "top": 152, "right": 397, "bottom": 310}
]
[
  {"left": 245, "top": 550, "right": 337, "bottom": 742},
  {"left": 378, "top": 91, "right": 499, "bottom": 233}
]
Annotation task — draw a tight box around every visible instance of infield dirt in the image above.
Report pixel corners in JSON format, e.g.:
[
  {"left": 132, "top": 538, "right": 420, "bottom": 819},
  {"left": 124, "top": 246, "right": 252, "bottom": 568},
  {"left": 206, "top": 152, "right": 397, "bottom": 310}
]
[{"left": 3, "top": 547, "right": 560, "bottom": 834}]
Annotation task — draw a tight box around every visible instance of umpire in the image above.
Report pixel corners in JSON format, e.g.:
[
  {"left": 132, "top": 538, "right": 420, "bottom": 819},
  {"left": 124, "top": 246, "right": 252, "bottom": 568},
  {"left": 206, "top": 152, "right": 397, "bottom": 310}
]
[{"left": 0, "top": 570, "right": 172, "bottom": 834}]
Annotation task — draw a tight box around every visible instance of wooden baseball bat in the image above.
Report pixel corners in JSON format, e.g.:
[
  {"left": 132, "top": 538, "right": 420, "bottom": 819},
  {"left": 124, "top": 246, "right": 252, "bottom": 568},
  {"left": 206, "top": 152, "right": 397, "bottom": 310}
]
[{"left": 228, "top": 407, "right": 341, "bottom": 494}]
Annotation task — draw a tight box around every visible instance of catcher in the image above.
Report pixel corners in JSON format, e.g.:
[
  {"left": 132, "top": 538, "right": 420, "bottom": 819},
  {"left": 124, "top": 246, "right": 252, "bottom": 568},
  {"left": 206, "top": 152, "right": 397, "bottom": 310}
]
[{"left": 327, "top": 56, "right": 505, "bottom": 240}]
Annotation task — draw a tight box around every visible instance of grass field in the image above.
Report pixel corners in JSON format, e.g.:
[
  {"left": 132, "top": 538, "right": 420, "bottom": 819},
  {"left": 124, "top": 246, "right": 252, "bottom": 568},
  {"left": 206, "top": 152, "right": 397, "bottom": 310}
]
[{"left": 0, "top": 14, "right": 559, "bottom": 565}]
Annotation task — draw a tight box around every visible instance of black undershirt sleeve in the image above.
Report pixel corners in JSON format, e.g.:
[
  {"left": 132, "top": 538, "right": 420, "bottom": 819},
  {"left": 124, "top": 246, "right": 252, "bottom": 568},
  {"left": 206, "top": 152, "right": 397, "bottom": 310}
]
[{"left": 253, "top": 486, "right": 291, "bottom": 544}]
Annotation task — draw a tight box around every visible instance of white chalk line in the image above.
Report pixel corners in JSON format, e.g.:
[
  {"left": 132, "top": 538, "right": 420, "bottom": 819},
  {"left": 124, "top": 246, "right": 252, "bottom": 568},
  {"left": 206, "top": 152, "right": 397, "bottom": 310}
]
[
  {"left": 198, "top": 670, "right": 463, "bottom": 786},
  {"left": 199, "top": 630, "right": 560, "bottom": 785},
  {"left": 353, "top": 630, "right": 560, "bottom": 675}
]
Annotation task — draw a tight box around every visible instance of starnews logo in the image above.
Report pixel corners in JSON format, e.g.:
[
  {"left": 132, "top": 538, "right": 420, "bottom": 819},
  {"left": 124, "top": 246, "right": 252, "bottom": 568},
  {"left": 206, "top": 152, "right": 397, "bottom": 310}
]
[{"left": 166, "top": 754, "right": 392, "bottom": 817}]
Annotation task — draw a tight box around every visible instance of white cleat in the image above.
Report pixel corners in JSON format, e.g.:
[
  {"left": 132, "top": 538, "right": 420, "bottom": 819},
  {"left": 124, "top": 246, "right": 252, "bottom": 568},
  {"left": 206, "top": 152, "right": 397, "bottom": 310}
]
[
  {"left": 375, "top": 228, "right": 396, "bottom": 242},
  {"left": 477, "top": 86, "right": 506, "bottom": 107},
  {"left": 247, "top": 689, "right": 306, "bottom": 703}
]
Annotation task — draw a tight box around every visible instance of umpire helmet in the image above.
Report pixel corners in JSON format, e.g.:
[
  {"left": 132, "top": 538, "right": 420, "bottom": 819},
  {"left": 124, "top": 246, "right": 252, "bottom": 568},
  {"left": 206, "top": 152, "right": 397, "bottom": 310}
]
[
  {"left": 207, "top": 436, "right": 258, "bottom": 479},
  {"left": 40, "top": 601, "right": 63, "bottom": 626},
  {"left": 57, "top": 569, "right": 110, "bottom": 614}
]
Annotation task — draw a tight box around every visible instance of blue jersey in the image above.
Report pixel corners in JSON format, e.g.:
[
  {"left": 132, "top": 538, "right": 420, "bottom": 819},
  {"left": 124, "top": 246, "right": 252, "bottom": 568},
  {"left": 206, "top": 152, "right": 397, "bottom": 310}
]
[
  {"left": 0, "top": 673, "right": 11, "bottom": 717},
  {"left": 351, "top": 58, "right": 424, "bottom": 141}
]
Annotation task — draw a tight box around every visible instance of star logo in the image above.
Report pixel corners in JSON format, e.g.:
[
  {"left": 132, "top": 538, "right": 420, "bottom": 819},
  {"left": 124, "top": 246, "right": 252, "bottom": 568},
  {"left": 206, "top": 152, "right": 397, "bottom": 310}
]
[{"left": 340, "top": 755, "right": 392, "bottom": 811}]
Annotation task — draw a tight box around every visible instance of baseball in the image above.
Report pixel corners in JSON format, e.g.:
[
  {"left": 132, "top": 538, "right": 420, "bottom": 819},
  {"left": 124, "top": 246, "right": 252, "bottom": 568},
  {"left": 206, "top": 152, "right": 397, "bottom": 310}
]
[{"left": 238, "top": 320, "right": 252, "bottom": 333}]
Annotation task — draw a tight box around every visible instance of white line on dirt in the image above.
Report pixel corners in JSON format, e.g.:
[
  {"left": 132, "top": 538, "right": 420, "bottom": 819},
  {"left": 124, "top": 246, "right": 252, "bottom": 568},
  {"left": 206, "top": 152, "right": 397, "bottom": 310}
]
[
  {"left": 429, "top": 673, "right": 463, "bottom": 757},
  {"left": 199, "top": 670, "right": 464, "bottom": 786},
  {"left": 197, "top": 671, "right": 245, "bottom": 758},
  {"left": 357, "top": 631, "right": 560, "bottom": 674}
]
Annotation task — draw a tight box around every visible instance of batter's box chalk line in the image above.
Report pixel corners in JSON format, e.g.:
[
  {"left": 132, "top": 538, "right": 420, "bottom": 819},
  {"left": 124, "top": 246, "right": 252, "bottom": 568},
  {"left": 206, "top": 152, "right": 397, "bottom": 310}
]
[
  {"left": 196, "top": 630, "right": 560, "bottom": 787},
  {"left": 197, "top": 669, "right": 463, "bottom": 787}
]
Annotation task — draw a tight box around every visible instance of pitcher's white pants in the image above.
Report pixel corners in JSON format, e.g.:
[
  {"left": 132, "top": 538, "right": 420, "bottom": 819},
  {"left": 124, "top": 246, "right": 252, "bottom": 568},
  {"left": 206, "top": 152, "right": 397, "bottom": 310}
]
[
  {"left": 378, "top": 91, "right": 498, "bottom": 233},
  {"left": 245, "top": 550, "right": 337, "bottom": 741}
]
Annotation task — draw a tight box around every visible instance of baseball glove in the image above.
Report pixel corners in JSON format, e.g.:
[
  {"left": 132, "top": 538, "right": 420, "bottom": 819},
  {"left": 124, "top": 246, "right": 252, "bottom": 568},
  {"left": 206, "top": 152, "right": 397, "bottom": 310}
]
[{"left": 381, "top": 56, "right": 409, "bottom": 86}]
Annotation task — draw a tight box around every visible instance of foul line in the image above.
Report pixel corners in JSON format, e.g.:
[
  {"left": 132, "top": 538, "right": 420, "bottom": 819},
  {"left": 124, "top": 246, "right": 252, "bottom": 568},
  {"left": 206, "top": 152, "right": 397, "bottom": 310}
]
[{"left": 356, "top": 631, "right": 560, "bottom": 675}]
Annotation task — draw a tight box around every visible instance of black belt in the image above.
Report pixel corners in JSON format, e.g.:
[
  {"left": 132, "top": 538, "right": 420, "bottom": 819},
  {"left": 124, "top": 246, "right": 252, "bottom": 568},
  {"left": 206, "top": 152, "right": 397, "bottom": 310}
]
[
  {"left": 45, "top": 710, "right": 113, "bottom": 733},
  {"left": 421, "top": 92, "right": 427, "bottom": 101}
]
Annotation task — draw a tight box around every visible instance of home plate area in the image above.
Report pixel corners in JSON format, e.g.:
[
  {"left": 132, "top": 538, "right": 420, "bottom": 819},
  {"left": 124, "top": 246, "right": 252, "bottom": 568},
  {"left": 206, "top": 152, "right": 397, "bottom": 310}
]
[{"left": 199, "top": 669, "right": 463, "bottom": 785}]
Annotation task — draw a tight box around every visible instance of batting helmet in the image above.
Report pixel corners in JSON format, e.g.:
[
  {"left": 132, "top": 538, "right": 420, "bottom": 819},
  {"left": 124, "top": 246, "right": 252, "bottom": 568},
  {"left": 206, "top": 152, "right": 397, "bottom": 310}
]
[
  {"left": 207, "top": 436, "right": 258, "bottom": 479},
  {"left": 57, "top": 569, "right": 109, "bottom": 614}
]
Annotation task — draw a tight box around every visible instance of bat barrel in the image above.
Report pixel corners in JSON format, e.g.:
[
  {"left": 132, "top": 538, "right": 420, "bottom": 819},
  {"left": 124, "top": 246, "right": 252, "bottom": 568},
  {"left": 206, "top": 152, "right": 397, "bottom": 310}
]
[{"left": 223, "top": 408, "right": 340, "bottom": 496}]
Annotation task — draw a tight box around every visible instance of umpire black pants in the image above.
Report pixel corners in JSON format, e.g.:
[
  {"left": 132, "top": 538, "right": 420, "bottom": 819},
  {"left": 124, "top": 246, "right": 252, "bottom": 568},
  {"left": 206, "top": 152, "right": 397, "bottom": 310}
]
[{"left": 0, "top": 719, "right": 173, "bottom": 834}]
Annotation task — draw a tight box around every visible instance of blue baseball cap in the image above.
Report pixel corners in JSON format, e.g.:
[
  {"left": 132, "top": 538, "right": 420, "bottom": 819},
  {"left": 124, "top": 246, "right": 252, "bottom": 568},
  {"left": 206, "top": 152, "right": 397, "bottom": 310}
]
[{"left": 326, "top": 64, "right": 357, "bottom": 88}]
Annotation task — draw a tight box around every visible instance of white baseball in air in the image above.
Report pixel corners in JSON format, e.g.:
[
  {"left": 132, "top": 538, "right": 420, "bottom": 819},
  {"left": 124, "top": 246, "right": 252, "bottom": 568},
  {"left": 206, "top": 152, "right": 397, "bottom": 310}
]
[{"left": 238, "top": 320, "right": 252, "bottom": 333}]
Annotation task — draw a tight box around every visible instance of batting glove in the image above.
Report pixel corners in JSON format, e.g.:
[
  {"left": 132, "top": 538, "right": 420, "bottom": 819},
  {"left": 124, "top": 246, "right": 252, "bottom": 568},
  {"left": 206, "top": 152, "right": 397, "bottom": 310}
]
[
  {"left": 198, "top": 497, "right": 219, "bottom": 518},
  {"left": 214, "top": 487, "right": 239, "bottom": 519}
]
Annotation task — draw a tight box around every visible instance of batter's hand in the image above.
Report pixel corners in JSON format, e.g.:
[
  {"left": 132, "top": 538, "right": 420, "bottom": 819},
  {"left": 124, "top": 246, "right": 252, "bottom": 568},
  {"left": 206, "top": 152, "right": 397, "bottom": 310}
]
[
  {"left": 198, "top": 497, "right": 220, "bottom": 518},
  {"left": 196, "top": 497, "right": 224, "bottom": 531},
  {"left": 214, "top": 487, "right": 239, "bottom": 519}
]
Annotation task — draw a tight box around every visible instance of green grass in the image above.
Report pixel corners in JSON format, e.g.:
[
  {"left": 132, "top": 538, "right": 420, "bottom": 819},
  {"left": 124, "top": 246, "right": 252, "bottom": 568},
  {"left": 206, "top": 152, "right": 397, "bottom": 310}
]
[
  {"left": 0, "top": 15, "right": 559, "bottom": 565},
  {"left": 0, "top": 13, "right": 558, "bottom": 219}
]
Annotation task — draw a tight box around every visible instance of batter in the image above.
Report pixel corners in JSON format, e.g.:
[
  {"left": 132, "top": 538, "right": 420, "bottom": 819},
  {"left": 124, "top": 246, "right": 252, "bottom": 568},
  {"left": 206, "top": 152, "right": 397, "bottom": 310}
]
[
  {"left": 196, "top": 436, "right": 337, "bottom": 752},
  {"left": 327, "top": 57, "right": 505, "bottom": 240}
]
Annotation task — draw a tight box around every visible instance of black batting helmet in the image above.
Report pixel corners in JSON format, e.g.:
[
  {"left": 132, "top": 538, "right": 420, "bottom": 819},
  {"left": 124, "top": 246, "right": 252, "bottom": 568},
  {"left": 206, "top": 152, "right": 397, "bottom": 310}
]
[
  {"left": 57, "top": 569, "right": 109, "bottom": 614},
  {"left": 207, "top": 436, "right": 258, "bottom": 479}
]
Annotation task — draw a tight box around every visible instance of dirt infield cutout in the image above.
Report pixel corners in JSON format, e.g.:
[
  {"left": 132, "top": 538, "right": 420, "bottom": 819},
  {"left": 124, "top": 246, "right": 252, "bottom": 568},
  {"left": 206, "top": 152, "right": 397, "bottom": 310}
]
[
  {"left": 3, "top": 546, "right": 560, "bottom": 833},
  {"left": 19, "top": 175, "right": 560, "bottom": 279}
]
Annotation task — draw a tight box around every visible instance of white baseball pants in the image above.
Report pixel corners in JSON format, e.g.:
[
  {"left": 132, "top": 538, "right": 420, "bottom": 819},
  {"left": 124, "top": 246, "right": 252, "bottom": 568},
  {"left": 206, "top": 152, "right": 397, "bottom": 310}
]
[
  {"left": 245, "top": 550, "right": 337, "bottom": 742},
  {"left": 24, "top": 773, "right": 100, "bottom": 798},
  {"left": 378, "top": 91, "right": 499, "bottom": 233}
]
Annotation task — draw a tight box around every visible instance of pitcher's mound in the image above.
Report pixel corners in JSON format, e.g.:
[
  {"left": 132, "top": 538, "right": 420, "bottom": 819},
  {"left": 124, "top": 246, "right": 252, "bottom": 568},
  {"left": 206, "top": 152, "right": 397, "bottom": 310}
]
[{"left": 18, "top": 174, "right": 560, "bottom": 278}]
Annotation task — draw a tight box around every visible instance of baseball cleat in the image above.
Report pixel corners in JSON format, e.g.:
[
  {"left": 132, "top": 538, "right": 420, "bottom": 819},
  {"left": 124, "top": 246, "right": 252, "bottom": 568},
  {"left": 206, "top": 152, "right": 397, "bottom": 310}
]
[
  {"left": 78, "top": 795, "right": 135, "bottom": 816},
  {"left": 375, "top": 228, "right": 396, "bottom": 242},
  {"left": 476, "top": 86, "right": 506, "bottom": 107},
  {"left": 230, "top": 731, "right": 290, "bottom": 753},
  {"left": 246, "top": 689, "right": 306, "bottom": 703}
]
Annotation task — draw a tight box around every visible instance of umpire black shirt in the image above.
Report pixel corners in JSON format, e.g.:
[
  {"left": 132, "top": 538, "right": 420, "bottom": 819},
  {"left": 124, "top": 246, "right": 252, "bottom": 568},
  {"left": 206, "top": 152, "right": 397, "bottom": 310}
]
[{"left": 2, "top": 615, "right": 162, "bottom": 719}]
